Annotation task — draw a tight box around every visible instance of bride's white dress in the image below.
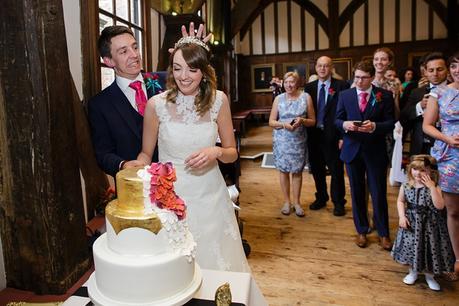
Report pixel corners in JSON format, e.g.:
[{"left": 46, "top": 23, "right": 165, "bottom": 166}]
[{"left": 153, "top": 90, "right": 250, "bottom": 272}]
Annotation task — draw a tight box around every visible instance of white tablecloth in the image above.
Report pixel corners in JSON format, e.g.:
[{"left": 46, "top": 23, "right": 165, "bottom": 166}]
[{"left": 63, "top": 269, "right": 267, "bottom": 306}]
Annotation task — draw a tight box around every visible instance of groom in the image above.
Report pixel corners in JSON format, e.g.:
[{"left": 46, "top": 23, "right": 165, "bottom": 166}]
[
  {"left": 335, "top": 60, "right": 395, "bottom": 250},
  {"left": 88, "top": 26, "right": 155, "bottom": 178}
]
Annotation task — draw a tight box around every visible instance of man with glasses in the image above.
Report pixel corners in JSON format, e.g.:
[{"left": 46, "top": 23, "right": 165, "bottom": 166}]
[
  {"left": 304, "top": 56, "right": 350, "bottom": 216},
  {"left": 335, "top": 61, "right": 395, "bottom": 250}
]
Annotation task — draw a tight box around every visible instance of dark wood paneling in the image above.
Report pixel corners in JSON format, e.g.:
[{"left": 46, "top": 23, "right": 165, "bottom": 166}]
[
  {"left": 349, "top": 14, "right": 354, "bottom": 47},
  {"left": 300, "top": 9, "right": 305, "bottom": 51},
  {"left": 364, "top": 1, "right": 369, "bottom": 45},
  {"left": 261, "top": 11, "right": 266, "bottom": 55},
  {"left": 314, "top": 20, "right": 319, "bottom": 50},
  {"left": 338, "top": 0, "right": 366, "bottom": 35},
  {"left": 287, "top": 0, "right": 292, "bottom": 52},
  {"left": 379, "top": 0, "right": 384, "bottom": 44},
  {"left": 235, "top": 39, "right": 454, "bottom": 110},
  {"left": 411, "top": 0, "right": 417, "bottom": 41},
  {"left": 428, "top": 5, "right": 434, "bottom": 40},
  {"left": 395, "top": 0, "right": 400, "bottom": 42},
  {"left": 274, "top": 1, "right": 279, "bottom": 54}
]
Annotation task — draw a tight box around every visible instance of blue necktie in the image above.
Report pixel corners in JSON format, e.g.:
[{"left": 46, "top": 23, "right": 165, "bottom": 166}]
[{"left": 317, "top": 83, "right": 326, "bottom": 128}]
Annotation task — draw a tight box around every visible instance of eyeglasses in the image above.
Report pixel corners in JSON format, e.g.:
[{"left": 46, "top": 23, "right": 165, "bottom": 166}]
[{"left": 354, "top": 76, "right": 372, "bottom": 80}]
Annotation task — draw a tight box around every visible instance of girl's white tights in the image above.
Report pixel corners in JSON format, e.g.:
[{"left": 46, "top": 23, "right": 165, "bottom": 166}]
[
  {"left": 424, "top": 273, "right": 440, "bottom": 291},
  {"left": 403, "top": 267, "right": 441, "bottom": 291},
  {"left": 403, "top": 267, "right": 418, "bottom": 285}
]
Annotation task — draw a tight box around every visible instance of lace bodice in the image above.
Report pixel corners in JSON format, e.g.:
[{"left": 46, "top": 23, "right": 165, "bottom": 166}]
[
  {"left": 153, "top": 90, "right": 223, "bottom": 166},
  {"left": 155, "top": 90, "right": 222, "bottom": 125}
]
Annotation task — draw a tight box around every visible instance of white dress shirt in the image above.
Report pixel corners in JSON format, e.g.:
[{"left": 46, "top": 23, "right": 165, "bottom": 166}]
[
  {"left": 415, "top": 81, "right": 447, "bottom": 117},
  {"left": 116, "top": 73, "right": 147, "bottom": 111}
]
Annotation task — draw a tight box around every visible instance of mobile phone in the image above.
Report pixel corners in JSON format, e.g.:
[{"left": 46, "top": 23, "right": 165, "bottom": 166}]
[
  {"left": 353, "top": 121, "right": 363, "bottom": 127},
  {"left": 290, "top": 119, "right": 296, "bottom": 125}
]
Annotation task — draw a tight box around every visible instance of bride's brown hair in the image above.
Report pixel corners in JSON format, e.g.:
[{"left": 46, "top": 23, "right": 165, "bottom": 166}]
[{"left": 166, "top": 43, "right": 217, "bottom": 116}]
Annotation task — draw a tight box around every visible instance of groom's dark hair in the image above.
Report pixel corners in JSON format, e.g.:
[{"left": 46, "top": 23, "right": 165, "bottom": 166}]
[{"left": 98, "top": 26, "right": 135, "bottom": 58}]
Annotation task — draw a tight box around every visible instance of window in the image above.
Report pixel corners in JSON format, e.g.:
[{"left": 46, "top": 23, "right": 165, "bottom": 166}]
[{"left": 98, "top": 0, "right": 146, "bottom": 89}]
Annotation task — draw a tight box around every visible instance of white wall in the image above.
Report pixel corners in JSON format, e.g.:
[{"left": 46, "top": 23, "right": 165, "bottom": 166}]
[{"left": 63, "top": 0, "right": 83, "bottom": 99}]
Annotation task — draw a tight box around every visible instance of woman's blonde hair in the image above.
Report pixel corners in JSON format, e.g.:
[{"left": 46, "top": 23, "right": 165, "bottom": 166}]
[
  {"left": 406, "top": 154, "right": 439, "bottom": 186},
  {"left": 283, "top": 71, "right": 300, "bottom": 88},
  {"left": 166, "top": 43, "right": 217, "bottom": 116},
  {"left": 373, "top": 47, "right": 394, "bottom": 63}
]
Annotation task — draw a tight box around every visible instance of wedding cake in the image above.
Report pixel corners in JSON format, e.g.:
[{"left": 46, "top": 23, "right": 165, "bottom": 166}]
[{"left": 87, "top": 163, "right": 202, "bottom": 306}]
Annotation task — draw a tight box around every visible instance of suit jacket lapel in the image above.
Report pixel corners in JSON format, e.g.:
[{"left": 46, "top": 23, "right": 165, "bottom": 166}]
[
  {"left": 310, "top": 80, "right": 318, "bottom": 112},
  {"left": 324, "top": 78, "right": 336, "bottom": 114},
  {"left": 109, "top": 82, "right": 142, "bottom": 140},
  {"left": 364, "top": 88, "right": 379, "bottom": 119},
  {"left": 351, "top": 88, "right": 364, "bottom": 120}
]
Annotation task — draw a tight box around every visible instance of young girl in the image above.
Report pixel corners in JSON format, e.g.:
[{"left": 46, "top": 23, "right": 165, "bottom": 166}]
[{"left": 391, "top": 155, "right": 455, "bottom": 291}]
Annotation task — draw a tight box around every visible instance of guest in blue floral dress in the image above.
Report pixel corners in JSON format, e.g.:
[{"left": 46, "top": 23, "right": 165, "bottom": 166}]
[
  {"left": 269, "top": 72, "right": 316, "bottom": 217},
  {"left": 423, "top": 51, "right": 459, "bottom": 274}
]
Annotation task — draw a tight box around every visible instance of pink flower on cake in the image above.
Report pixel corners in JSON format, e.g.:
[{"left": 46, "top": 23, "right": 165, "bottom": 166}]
[
  {"left": 148, "top": 162, "right": 176, "bottom": 201},
  {"left": 156, "top": 191, "right": 186, "bottom": 220},
  {"left": 148, "top": 162, "right": 186, "bottom": 220}
]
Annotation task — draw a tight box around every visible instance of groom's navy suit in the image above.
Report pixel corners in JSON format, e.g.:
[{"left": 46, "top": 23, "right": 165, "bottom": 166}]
[
  {"left": 335, "top": 86, "right": 395, "bottom": 237},
  {"left": 88, "top": 72, "right": 165, "bottom": 177}
]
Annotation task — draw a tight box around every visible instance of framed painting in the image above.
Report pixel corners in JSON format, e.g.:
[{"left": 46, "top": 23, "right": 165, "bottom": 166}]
[
  {"left": 332, "top": 58, "right": 353, "bottom": 80},
  {"left": 283, "top": 62, "right": 308, "bottom": 87},
  {"left": 361, "top": 55, "right": 373, "bottom": 62},
  {"left": 251, "top": 64, "right": 275, "bottom": 93}
]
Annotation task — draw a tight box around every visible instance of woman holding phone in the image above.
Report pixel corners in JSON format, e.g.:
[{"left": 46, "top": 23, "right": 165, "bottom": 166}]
[{"left": 269, "top": 71, "right": 315, "bottom": 217}]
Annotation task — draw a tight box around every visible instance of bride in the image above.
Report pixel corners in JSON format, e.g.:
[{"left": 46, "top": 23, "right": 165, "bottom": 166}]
[{"left": 137, "top": 36, "right": 250, "bottom": 272}]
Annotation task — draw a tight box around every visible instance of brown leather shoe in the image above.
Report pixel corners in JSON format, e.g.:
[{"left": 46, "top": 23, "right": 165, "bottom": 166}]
[
  {"left": 355, "top": 234, "right": 367, "bottom": 248},
  {"left": 379, "top": 236, "right": 393, "bottom": 251}
]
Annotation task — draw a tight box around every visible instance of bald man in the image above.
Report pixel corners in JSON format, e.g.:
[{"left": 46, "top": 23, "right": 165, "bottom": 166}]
[{"left": 304, "top": 56, "right": 350, "bottom": 216}]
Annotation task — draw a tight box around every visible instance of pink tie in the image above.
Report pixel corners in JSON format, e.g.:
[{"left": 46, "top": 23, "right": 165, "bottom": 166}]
[
  {"left": 359, "top": 92, "right": 369, "bottom": 113},
  {"left": 129, "top": 80, "right": 147, "bottom": 116}
]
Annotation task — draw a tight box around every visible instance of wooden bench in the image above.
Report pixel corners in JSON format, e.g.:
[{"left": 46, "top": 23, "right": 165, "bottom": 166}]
[
  {"left": 232, "top": 110, "right": 251, "bottom": 136},
  {"left": 232, "top": 107, "right": 272, "bottom": 136}
]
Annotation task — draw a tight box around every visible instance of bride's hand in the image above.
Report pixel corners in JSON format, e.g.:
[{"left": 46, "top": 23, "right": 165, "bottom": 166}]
[{"left": 185, "top": 147, "right": 222, "bottom": 169}]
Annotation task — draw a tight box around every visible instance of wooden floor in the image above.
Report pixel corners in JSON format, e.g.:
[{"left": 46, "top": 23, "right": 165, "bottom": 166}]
[
  {"left": 238, "top": 125, "right": 458, "bottom": 306},
  {"left": 0, "top": 124, "right": 457, "bottom": 305}
]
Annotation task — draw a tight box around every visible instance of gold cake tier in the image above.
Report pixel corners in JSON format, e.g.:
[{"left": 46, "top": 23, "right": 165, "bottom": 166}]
[{"left": 106, "top": 167, "right": 162, "bottom": 235}]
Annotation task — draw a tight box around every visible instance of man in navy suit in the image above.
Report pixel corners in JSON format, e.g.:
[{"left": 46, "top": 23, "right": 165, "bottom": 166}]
[
  {"left": 88, "top": 26, "right": 155, "bottom": 178},
  {"left": 335, "top": 61, "right": 395, "bottom": 250},
  {"left": 304, "top": 56, "right": 349, "bottom": 216}
]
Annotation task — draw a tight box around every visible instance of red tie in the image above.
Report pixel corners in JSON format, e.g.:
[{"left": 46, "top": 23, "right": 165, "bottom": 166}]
[
  {"left": 359, "top": 92, "right": 369, "bottom": 113},
  {"left": 129, "top": 80, "right": 147, "bottom": 116}
]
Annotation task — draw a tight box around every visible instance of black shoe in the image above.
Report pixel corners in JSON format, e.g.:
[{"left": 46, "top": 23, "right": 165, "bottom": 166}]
[
  {"left": 309, "top": 200, "right": 326, "bottom": 210},
  {"left": 333, "top": 205, "right": 345, "bottom": 216}
]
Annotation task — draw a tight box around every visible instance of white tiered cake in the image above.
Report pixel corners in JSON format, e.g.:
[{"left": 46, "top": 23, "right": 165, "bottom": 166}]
[{"left": 87, "top": 163, "right": 202, "bottom": 306}]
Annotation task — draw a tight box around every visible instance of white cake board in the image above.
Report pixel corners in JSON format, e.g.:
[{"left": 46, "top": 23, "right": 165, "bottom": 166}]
[{"left": 87, "top": 264, "right": 202, "bottom": 306}]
